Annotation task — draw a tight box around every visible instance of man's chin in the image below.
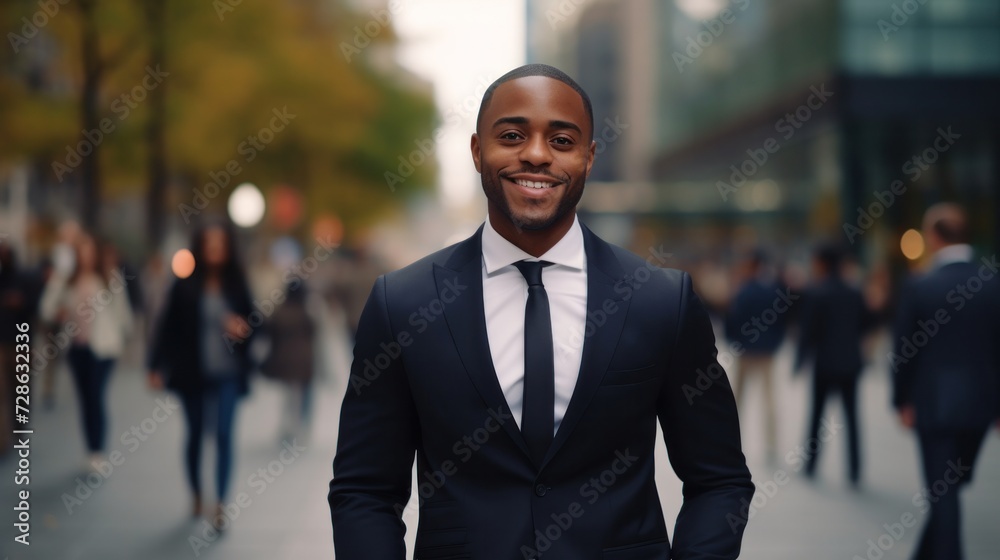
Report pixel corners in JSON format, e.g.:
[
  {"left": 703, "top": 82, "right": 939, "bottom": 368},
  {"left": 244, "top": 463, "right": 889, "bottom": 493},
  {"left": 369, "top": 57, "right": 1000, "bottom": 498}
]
[{"left": 507, "top": 211, "right": 562, "bottom": 232}]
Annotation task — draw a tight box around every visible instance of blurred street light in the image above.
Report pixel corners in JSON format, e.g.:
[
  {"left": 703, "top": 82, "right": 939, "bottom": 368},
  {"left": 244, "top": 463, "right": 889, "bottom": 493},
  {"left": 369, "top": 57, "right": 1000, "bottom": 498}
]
[
  {"left": 900, "top": 228, "right": 925, "bottom": 261},
  {"left": 228, "top": 183, "right": 266, "bottom": 228},
  {"left": 675, "top": 0, "right": 727, "bottom": 20},
  {"left": 171, "top": 248, "right": 195, "bottom": 278}
]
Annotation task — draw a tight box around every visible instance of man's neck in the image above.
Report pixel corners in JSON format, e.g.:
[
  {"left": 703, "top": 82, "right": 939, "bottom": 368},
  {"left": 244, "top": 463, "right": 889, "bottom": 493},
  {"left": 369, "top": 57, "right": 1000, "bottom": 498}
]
[{"left": 487, "top": 209, "right": 576, "bottom": 258}]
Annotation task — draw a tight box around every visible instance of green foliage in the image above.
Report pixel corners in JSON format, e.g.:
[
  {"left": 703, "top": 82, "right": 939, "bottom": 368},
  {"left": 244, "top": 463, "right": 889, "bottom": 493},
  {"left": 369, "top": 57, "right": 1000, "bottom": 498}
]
[{"left": 0, "top": 0, "right": 437, "bottom": 233}]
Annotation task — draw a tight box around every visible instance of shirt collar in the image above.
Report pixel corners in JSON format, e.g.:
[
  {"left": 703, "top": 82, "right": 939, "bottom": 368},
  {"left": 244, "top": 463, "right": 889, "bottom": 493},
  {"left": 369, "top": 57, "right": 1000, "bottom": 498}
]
[
  {"left": 482, "top": 214, "right": 585, "bottom": 275},
  {"left": 932, "top": 243, "right": 973, "bottom": 269}
]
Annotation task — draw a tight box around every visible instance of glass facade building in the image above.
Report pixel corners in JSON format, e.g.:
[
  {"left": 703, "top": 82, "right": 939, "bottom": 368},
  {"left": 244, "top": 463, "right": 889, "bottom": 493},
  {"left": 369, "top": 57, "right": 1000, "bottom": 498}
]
[{"left": 527, "top": 0, "right": 1000, "bottom": 278}]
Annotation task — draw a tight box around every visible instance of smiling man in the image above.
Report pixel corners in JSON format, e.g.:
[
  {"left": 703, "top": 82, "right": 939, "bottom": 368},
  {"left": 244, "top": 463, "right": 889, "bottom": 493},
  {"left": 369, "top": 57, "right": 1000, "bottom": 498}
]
[{"left": 329, "top": 64, "right": 754, "bottom": 560}]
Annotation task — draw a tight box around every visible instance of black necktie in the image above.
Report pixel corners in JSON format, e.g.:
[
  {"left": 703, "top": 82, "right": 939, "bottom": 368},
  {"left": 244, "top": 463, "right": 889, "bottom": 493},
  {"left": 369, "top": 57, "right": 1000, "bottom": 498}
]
[{"left": 514, "top": 260, "right": 554, "bottom": 465}]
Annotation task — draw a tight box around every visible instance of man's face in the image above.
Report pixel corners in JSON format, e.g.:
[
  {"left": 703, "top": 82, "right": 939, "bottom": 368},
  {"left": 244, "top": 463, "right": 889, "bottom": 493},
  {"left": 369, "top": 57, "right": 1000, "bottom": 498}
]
[{"left": 472, "top": 76, "right": 595, "bottom": 232}]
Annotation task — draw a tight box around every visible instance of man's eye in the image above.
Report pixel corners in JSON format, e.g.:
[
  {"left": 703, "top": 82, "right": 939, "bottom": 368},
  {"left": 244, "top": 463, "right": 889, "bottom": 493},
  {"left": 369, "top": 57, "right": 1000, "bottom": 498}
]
[
  {"left": 500, "top": 132, "right": 522, "bottom": 140},
  {"left": 552, "top": 137, "right": 572, "bottom": 145}
]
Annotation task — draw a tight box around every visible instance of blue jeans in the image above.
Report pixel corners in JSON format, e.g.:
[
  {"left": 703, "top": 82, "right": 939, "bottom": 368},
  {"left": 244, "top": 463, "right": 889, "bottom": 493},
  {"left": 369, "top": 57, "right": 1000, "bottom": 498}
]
[
  {"left": 180, "top": 377, "right": 240, "bottom": 501},
  {"left": 66, "top": 345, "right": 114, "bottom": 453}
]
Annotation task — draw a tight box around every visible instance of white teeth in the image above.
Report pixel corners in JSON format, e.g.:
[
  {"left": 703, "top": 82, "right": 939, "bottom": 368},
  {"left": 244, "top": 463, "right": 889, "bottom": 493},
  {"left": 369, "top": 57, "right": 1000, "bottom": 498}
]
[{"left": 515, "top": 179, "right": 554, "bottom": 189}]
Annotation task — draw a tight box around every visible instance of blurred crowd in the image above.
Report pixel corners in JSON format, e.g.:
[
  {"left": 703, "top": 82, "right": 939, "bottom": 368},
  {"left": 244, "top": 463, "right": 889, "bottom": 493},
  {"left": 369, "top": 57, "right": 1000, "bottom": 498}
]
[
  {"left": 0, "top": 202, "right": 997, "bottom": 558},
  {"left": 0, "top": 215, "right": 382, "bottom": 528}
]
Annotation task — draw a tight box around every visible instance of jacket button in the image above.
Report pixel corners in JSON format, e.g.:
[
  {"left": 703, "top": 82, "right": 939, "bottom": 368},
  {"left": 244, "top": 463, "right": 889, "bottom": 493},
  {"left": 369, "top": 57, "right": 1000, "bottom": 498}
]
[{"left": 535, "top": 484, "right": 547, "bottom": 497}]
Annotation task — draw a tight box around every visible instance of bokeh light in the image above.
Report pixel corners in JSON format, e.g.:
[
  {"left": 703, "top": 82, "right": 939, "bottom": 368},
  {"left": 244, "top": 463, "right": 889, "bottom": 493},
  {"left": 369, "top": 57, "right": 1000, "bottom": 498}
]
[
  {"left": 900, "top": 228, "right": 925, "bottom": 261},
  {"left": 312, "top": 214, "right": 344, "bottom": 247},
  {"left": 268, "top": 184, "right": 304, "bottom": 231},
  {"left": 228, "top": 183, "right": 266, "bottom": 228},
  {"left": 675, "top": 0, "right": 728, "bottom": 20},
  {"left": 171, "top": 248, "right": 196, "bottom": 278}
]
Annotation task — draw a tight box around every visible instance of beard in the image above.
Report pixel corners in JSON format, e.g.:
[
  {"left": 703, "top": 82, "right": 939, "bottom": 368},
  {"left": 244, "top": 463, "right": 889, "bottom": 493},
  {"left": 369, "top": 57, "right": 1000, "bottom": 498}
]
[{"left": 480, "top": 163, "right": 585, "bottom": 232}]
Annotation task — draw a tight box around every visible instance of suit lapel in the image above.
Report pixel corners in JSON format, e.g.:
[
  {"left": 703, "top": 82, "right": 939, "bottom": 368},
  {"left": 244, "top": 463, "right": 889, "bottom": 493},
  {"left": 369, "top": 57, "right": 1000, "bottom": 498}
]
[
  {"left": 541, "top": 224, "right": 631, "bottom": 468},
  {"left": 434, "top": 227, "right": 532, "bottom": 459}
]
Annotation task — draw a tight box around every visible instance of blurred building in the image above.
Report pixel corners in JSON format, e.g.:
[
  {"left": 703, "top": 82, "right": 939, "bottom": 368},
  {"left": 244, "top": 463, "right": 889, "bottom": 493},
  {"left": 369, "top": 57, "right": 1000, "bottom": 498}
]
[{"left": 526, "top": 0, "right": 1000, "bottom": 274}]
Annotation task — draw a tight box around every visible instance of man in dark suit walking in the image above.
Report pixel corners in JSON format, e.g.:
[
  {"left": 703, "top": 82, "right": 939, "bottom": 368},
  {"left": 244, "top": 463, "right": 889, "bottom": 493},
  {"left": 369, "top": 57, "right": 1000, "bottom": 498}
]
[
  {"left": 328, "top": 64, "right": 754, "bottom": 559},
  {"left": 795, "top": 243, "right": 873, "bottom": 485},
  {"left": 891, "top": 203, "right": 1000, "bottom": 560}
]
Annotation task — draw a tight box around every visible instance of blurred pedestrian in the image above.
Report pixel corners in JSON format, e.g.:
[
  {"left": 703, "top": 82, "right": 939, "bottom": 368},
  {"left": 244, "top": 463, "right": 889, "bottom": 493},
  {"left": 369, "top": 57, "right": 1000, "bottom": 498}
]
[
  {"left": 794, "top": 242, "right": 874, "bottom": 486},
  {"left": 100, "top": 240, "right": 144, "bottom": 369},
  {"left": 39, "top": 233, "right": 133, "bottom": 469},
  {"left": 0, "top": 244, "right": 40, "bottom": 455},
  {"left": 329, "top": 247, "right": 382, "bottom": 343},
  {"left": 147, "top": 221, "right": 255, "bottom": 527},
  {"left": 259, "top": 281, "right": 316, "bottom": 442},
  {"left": 725, "top": 249, "right": 789, "bottom": 461},
  {"left": 892, "top": 203, "right": 1000, "bottom": 560},
  {"left": 100, "top": 240, "right": 142, "bottom": 317},
  {"left": 36, "top": 220, "right": 84, "bottom": 405}
]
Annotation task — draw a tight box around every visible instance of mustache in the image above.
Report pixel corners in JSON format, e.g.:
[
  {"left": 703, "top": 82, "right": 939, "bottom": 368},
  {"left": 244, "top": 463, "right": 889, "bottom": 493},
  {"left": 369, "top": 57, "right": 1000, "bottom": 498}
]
[{"left": 500, "top": 169, "right": 568, "bottom": 183}]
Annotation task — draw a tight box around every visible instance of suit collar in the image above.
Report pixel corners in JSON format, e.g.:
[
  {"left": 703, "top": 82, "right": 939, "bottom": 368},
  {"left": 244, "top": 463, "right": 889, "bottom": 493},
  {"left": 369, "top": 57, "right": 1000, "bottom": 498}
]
[
  {"left": 481, "top": 215, "right": 585, "bottom": 274},
  {"left": 437, "top": 226, "right": 532, "bottom": 458}
]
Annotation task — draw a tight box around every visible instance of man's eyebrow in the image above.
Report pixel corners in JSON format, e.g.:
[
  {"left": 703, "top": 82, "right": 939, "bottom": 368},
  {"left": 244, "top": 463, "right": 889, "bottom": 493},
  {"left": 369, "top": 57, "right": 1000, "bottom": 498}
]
[
  {"left": 549, "top": 119, "right": 582, "bottom": 135},
  {"left": 492, "top": 116, "right": 528, "bottom": 128},
  {"left": 491, "top": 116, "right": 582, "bottom": 135}
]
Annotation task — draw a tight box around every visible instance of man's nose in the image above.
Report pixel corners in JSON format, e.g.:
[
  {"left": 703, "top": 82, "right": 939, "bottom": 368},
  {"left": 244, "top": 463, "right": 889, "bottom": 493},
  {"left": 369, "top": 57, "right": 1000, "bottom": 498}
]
[{"left": 519, "top": 134, "right": 553, "bottom": 167}]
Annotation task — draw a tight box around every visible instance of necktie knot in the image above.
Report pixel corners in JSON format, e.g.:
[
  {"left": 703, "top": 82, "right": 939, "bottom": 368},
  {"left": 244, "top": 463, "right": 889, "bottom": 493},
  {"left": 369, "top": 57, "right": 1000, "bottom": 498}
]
[{"left": 514, "top": 260, "right": 551, "bottom": 288}]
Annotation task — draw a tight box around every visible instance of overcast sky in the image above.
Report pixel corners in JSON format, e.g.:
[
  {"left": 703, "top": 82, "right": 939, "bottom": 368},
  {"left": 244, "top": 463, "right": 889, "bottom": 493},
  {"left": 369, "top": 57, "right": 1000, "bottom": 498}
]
[{"left": 394, "top": 1, "right": 527, "bottom": 210}]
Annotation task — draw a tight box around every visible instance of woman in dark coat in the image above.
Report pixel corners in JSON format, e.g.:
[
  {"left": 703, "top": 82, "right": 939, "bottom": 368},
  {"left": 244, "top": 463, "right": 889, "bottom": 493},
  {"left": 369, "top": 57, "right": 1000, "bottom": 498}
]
[{"left": 148, "top": 221, "right": 254, "bottom": 525}]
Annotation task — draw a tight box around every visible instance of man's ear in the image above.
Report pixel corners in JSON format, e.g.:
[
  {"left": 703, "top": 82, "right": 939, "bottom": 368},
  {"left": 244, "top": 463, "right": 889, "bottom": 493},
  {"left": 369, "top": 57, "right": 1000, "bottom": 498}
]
[
  {"left": 584, "top": 140, "right": 596, "bottom": 178},
  {"left": 470, "top": 133, "right": 482, "bottom": 173}
]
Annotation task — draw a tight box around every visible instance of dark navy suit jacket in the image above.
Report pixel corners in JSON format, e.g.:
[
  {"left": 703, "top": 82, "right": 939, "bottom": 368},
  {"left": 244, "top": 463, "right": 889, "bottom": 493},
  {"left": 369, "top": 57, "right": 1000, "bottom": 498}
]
[
  {"left": 795, "top": 277, "right": 874, "bottom": 379},
  {"left": 892, "top": 258, "right": 1000, "bottom": 431},
  {"left": 724, "top": 278, "right": 788, "bottom": 354},
  {"left": 329, "top": 224, "right": 754, "bottom": 559}
]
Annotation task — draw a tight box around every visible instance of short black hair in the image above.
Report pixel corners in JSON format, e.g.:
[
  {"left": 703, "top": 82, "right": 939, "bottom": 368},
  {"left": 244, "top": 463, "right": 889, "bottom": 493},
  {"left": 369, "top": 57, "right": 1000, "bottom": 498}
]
[
  {"left": 931, "top": 214, "right": 968, "bottom": 244},
  {"left": 476, "top": 64, "right": 594, "bottom": 141}
]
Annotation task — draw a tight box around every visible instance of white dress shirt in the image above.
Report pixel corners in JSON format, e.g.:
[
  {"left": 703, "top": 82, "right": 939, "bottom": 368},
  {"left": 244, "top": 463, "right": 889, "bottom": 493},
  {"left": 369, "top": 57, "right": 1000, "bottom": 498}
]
[
  {"left": 482, "top": 215, "right": 588, "bottom": 436},
  {"left": 931, "top": 243, "right": 973, "bottom": 269}
]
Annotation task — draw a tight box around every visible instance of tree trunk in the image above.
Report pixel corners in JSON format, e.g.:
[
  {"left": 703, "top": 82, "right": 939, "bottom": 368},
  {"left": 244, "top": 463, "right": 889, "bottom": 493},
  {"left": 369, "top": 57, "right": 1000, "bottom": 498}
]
[
  {"left": 145, "top": 0, "right": 168, "bottom": 250},
  {"left": 78, "top": 0, "right": 102, "bottom": 232}
]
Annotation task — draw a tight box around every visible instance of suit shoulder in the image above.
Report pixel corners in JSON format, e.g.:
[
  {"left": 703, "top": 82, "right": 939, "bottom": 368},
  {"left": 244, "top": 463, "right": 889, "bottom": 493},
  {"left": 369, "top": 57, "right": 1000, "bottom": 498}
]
[{"left": 605, "top": 243, "right": 687, "bottom": 291}]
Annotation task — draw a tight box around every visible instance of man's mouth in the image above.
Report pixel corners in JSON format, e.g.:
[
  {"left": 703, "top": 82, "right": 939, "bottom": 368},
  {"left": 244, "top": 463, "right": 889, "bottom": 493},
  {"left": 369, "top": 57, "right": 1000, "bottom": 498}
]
[
  {"left": 514, "top": 178, "right": 557, "bottom": 189},
  {"left": 505, "top": 174, "right": 563, "bottom": 190}
]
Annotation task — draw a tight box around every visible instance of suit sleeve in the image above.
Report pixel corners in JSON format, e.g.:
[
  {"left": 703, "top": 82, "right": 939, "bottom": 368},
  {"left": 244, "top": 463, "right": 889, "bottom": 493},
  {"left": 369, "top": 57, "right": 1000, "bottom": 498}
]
[
  {"left": 891, "top": 279, "right": 917, "bottom": 410},
  {"left": 329, "top": 275, "right": 418, "bottom": 559},
  {"left": 658, "top": 272, "right": 755, "bottom": 560}
]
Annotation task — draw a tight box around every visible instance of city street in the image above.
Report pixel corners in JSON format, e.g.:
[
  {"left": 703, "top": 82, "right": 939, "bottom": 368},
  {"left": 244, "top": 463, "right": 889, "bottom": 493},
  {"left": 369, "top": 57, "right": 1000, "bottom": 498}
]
[{"left": 2, "top": 331, "right": 999, "bottom": 559}]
